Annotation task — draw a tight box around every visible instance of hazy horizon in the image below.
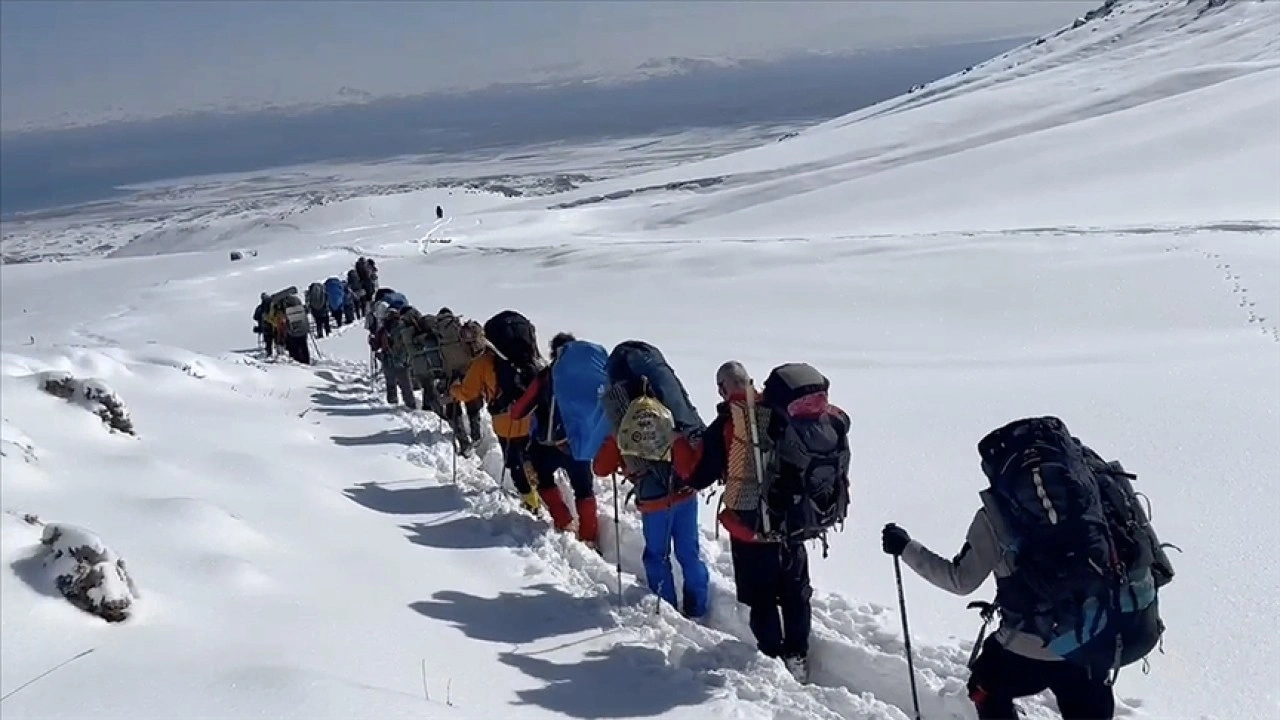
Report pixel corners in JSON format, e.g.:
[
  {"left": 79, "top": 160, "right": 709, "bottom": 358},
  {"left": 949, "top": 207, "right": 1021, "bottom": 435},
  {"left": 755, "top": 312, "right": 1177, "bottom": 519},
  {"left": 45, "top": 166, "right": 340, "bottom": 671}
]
[
  {"left": 1, "top": 1, "right": 1096, "bottom": 132},
  {"left": 0, "top": 37, "right": 1033, "bottom": 216}
]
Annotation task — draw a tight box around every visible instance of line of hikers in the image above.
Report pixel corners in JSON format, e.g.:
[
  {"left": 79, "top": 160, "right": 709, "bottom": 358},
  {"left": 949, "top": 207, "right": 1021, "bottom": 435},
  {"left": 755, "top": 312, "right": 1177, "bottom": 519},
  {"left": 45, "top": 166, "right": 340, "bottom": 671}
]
[
  {"left": 252, "top": 257, "right": 381, "bottom": 363},
  {"left": 353, "top": 299, "right": 1176, "bottom": 718},
  {"left": 250, "top": 278, "right": 1177, "bottom": 718}
]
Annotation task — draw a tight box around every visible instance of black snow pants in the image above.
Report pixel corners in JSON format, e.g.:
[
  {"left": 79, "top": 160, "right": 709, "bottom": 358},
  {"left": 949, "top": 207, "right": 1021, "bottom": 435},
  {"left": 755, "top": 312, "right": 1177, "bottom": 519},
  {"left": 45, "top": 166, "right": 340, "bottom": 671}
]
[
  {"left": 498, "top": 436, "right": 532, "bottom": 495},
  {"left": 284, "top": 335, "right": 311, "bottom": 365},
  {"left": 968, "top": 636, "right": 1115, "bottom": 720},
  {"left": 526, "top": 441, "right": 594, "bottom": 498},
  {"left": 312, "top": 310, "right": 331, "bottom": 338},
  {"left": 730, "top": 538, "right": 812, "bottom": 660}
]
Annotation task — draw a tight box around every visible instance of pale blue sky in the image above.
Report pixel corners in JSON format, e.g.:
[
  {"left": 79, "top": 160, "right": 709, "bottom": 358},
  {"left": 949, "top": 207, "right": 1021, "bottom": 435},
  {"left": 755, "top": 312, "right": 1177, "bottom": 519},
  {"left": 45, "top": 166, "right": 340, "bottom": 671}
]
[{"left": 1, "top": 0, "right": 1096, "bottom": 130}]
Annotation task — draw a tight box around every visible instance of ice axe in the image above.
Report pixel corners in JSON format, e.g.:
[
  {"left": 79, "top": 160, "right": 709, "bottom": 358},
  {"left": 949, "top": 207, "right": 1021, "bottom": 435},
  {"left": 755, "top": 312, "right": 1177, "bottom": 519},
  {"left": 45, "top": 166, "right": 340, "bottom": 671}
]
[{"left": 966, "top": 600, "right": 998, "bottom": 668}]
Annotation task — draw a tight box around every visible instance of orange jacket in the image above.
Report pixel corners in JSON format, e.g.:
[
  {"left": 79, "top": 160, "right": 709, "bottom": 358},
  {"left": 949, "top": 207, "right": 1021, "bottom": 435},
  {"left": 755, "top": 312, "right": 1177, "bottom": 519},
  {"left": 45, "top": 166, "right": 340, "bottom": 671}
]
[{"left": 451, "top": 350, "right": 531, "bottom": 439}]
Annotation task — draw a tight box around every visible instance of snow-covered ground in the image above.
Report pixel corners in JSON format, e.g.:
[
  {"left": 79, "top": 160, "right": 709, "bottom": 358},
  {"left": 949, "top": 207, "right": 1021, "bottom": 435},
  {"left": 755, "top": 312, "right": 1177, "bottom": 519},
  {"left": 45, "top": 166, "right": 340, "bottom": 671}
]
[
  {"left": 0, "top": 124, "right": 802, "bottom": 264},
  {"left": 2, "top": 1, "right": 1278, "bottom": 719}
]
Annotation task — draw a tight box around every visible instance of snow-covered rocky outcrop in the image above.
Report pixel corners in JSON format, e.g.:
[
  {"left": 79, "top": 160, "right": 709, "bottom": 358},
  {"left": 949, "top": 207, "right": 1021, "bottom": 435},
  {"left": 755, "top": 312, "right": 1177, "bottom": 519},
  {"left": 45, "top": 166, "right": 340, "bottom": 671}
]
[{"left": 38, "top": 371, "right": 135, "bottom": 435}]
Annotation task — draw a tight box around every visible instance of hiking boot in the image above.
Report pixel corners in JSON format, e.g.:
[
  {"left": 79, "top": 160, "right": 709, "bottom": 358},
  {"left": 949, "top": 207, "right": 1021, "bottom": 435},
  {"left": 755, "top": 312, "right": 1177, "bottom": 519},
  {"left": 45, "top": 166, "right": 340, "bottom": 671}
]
[
  {"left": 782, "top": 654, "right": 810, "bottom": 684},
  {"left": 455, "top": 434, "right": 473, "bottom": 457},
  {"left": 520, "top": 491, "right": 542, "bottom": 514}
]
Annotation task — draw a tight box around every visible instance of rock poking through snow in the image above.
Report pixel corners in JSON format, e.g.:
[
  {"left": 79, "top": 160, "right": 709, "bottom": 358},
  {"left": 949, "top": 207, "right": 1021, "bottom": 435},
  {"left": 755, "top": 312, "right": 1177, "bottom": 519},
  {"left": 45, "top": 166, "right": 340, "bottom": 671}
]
[
  {"left": 37, "top": 522, "right": 139, "bottom": 623},
  {"left": 38, "top": 372, "right": 135, "bottom": 435}
]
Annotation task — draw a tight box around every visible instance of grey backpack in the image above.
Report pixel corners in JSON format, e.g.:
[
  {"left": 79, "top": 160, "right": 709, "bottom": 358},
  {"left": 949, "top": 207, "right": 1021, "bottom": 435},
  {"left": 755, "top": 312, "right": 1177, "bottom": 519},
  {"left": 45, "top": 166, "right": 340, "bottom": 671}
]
[
  {"left": 307, "top": 283, "right": 325, "bottom": 311},
  {"left": 281, "top": 296, "right": 310, "bottom": 338}
]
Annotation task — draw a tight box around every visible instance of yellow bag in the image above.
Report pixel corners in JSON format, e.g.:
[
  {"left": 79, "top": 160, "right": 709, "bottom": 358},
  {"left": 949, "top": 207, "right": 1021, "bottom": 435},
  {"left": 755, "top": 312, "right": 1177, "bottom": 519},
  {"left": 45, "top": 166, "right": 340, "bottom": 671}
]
[{"left": 617, "top": 395, "right": 676, "bottom": 461}]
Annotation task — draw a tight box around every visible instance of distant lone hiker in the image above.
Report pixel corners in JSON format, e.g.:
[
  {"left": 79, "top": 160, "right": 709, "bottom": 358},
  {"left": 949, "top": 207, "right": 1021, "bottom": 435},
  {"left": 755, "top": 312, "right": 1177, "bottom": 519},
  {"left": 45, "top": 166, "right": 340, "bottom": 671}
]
[{"left": 435, "top": 205, "right": 444, "bottom": 220}]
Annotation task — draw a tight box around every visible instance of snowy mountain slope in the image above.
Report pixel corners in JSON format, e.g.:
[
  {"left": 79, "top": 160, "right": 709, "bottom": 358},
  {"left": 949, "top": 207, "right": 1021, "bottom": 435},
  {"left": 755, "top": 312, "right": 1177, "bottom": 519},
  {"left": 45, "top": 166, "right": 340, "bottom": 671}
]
[
  {"left": 3, "top": 1, "right": 1278, "bottom": 719},
  {"left": 470, "top": 0, "right": 1279, "bottom": 240}
]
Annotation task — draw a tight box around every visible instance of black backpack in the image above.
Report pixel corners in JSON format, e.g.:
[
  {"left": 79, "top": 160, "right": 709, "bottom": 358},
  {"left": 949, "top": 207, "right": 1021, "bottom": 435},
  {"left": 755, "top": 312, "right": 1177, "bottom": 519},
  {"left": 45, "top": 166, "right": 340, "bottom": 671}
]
[
  {"left": 483, "top": 311, "right": 539, "bottom": 414},
  {"left": 978, "top": 416, "right": 1125, "bottom": 674},
  {"left": 757, "top": 363, "right": 851, "bottom": 555},
  {"left": 484, "top": 310, "right": 539, "bottom": 367},
  {"left": 307, "top": 283, "right": 325, "bottom": 311},
  {"left": 1080, "top": 443, "right": 1175, "bottom": 667}
]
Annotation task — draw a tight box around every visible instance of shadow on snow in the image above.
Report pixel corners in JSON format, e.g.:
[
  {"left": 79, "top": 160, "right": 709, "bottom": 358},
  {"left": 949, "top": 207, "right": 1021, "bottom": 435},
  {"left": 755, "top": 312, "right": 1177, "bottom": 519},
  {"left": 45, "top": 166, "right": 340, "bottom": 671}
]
[{"left": 344, "top": 481, "right": 468, "bottom": 516}]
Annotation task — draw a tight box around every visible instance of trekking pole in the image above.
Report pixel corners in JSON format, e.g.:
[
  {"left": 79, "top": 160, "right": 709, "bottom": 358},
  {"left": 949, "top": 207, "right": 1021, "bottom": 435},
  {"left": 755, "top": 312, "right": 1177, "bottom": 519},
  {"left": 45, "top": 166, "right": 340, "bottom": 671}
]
[
  {"left": 611, "top": 472, "right": 623, "bottom": 605},
  {"left": 449, "top": 419, "right": 459, "bottom": 485},
  {"left": 894, "top": 556, "right": 924, "bottom": 720}
]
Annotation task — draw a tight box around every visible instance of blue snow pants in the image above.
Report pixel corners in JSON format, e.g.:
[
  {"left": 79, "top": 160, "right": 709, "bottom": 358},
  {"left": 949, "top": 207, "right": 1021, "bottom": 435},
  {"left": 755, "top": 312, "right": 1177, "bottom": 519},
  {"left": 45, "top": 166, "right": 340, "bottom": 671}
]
[{"left": 640, "top": 497, "right": 710, "bottom": 617}]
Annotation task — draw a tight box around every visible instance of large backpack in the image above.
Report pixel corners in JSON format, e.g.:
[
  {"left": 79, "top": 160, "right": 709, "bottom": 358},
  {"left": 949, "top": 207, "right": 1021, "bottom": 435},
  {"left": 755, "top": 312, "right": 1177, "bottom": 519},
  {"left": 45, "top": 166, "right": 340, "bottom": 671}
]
[
  {"left": 551, "top": 340, "right": 611, "bottom": 462},
  {"left": 1080, "top": 443, "right": 1175, "bottom": 667},
  {"left": 306, "top": 283, "right": 325, "bottom": 311},
  {"left": 382, "top": 292, "right": 408, "bottom": 310},
  {"left": 386, "top": 308, "right": 422, "bottom": 370},
  {"left": 421, "top": 311, "right": 478, "bottom": 381},
  {"left": 757, "top": 363, "right": 852, "bottom": 550},
  {"left": 280, "top": 295, "right": 310, "bottom": 338},
  {"left": 977, "top": 416, "right": 1126, "bottom": 675},
  {"left": 602, "top": 341, "right": 705, "bottom": 480},
  {"left": 483, "top": 311, "right": 538, "bottom": 367},
  {"left": 603, "top": 341, "right": 704, "bottom": 437},
  {"left": 346, "top": 269, "right": 366, "bottom": 299},
  {"left": 324, "top": 278, "right": 345, "bottom": 312},
  {"left": 483, "top": 311, "right": 540, "bottom": 415}
]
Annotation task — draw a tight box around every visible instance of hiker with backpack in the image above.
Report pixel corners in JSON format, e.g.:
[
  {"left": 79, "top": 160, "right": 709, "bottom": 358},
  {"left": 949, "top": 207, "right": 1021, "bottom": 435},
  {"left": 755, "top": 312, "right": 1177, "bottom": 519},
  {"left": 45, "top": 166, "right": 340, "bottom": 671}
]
[
  {"left": 346, "top": 269, "right": 367, "bottom": 320},
  {"left": 592, "top": 340, "right": 710, "bottom": 618},
  {"left": 253, "top": 293, "right": 275, "bottom": 357},
  {"left": 261, "top": 287, "right": 311, "bottom": 364},
  {"left": 325, "top": 277, "right": 347, "bottom": 328},
  {"left": 377, "top": 304, "right": 421, "bottom": 409},
  {"left": 276, "top": 292, "right": 312, "bottom": 365},
  {"left": 881, "top": 416, "right": 1174, "bottom": 720},
  {"left": 431, "top": 308, "right": 488, "bottom": 456},
  {"left": 685, "top": 362, "right": 850, "bottom": 682},
  {"left": 306, "top": 282, "right": 331, "bottom": 338},
  {"left": 355, "top": 258, "right": 378, "bottom": 312},
  {"left": 509, "top": 332, "right": 608, "bottom": 548},
  {"left": 451, "top": 310, "right": 543, "bottom": 513}
]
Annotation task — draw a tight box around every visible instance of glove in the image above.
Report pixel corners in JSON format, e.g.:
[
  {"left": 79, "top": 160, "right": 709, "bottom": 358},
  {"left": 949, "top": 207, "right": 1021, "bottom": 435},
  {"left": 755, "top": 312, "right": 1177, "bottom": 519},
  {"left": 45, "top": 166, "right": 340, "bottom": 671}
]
[{"left": 882, "top": 523, "right": 911, "bottom": 556}]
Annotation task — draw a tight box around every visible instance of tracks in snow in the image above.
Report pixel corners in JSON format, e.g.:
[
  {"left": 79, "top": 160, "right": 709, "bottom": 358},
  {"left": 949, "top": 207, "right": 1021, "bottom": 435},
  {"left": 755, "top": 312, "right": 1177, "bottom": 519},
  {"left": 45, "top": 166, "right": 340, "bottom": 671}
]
[{"left": 308, "top": 359, "right": 1139, "bottom": 720}]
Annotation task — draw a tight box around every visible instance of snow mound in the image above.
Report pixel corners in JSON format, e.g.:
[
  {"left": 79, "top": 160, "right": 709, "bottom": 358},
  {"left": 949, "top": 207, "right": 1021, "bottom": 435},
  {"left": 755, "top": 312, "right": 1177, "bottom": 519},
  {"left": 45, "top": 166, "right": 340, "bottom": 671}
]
[
  {"left": 11, "top": 518, "right": 140, "bottom": 623},
  {"left": 37, "top": 371, "right": 135, "bottom": 435},
  {"left": 1, "top": 418, "right": 38, "bottom": 463}
]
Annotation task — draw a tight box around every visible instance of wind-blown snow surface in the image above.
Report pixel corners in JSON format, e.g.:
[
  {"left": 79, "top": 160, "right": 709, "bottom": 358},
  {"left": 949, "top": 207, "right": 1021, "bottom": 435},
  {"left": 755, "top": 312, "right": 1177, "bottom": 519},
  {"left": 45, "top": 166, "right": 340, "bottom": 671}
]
[{"left": 3, "top": 1, "right": 1278, "bottom": 719}]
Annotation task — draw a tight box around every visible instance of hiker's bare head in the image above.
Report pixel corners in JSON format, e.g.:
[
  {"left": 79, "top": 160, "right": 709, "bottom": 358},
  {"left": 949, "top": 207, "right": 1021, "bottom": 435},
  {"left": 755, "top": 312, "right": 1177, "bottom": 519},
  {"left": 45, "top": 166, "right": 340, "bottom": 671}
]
[{"left": 716, "top": 361, "right": 750, "bottom": 397}]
